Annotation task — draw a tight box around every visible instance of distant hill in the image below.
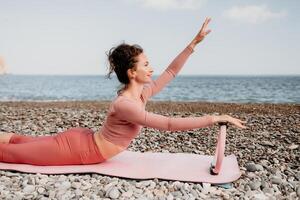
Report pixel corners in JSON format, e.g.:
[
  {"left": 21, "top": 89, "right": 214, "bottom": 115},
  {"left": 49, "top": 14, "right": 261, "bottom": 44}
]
[{"left": 0, "top": 56, "right": 8, "bottom": 74}]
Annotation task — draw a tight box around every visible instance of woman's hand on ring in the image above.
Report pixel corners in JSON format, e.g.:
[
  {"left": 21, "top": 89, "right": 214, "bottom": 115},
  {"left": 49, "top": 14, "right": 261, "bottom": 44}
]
[{"left": 213, "top": 114, "right": 247, "bottom": 129}]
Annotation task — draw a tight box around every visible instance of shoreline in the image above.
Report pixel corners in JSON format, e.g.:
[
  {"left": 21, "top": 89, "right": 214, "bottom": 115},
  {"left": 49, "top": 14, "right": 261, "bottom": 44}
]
[{"left": 1, "top": 100, "right": 299, "bottom": 115}]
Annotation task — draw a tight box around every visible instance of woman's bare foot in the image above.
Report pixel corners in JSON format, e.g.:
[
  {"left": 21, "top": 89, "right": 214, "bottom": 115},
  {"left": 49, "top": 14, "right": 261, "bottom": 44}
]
[{"left": 0, "top": 132, "right": 15, "bottom": 143}]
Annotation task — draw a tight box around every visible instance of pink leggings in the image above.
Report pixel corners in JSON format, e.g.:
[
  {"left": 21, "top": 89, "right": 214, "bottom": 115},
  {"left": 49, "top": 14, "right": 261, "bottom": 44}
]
[{"left": 0, "top": 127, "right": 106, "bottom": 166}]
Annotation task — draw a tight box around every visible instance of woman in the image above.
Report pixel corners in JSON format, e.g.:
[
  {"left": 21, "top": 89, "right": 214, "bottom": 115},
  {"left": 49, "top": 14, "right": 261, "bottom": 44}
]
[{"left": 0, "top": 17, "right": 247, "bottom": 166}]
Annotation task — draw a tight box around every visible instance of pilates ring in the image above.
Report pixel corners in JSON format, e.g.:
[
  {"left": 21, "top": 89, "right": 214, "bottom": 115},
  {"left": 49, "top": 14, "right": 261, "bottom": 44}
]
[{"left": 210, "top": 122, "right": 228, "bottom": 175}]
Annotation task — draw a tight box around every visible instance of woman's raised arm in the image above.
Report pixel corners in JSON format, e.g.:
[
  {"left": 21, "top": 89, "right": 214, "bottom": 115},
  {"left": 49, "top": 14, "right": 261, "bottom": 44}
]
[{"left": 141, "top": 17, "right": 212, "bottom": 101}]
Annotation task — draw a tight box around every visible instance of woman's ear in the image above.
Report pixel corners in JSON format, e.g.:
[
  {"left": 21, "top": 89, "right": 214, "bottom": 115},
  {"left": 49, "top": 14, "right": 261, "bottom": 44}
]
[{"left": 127, "top": 68, "right": 135, "bottom": 79}]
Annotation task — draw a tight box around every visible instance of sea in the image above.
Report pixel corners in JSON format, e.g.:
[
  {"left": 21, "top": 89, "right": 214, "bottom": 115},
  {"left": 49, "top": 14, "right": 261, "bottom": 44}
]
[{"left": 0, "top": 75, "right": 299, "bottom": 104}]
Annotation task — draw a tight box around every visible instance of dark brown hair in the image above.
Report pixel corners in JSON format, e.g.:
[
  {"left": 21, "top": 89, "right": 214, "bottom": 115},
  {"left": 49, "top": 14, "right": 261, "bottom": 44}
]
[{"left": 105, "top": 42, "right": 143, "bottom": 95}]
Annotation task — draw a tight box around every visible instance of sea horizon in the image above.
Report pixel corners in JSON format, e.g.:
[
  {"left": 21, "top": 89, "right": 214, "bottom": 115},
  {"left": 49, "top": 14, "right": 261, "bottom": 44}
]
[{"left": 0, "top": 74, "right": 299, "bottom": 104}]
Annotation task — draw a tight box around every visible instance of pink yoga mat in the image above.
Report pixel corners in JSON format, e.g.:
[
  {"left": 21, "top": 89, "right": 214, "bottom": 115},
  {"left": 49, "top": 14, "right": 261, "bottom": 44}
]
[{"left": 0, "top": 151, "right": 241, "bottom": 184}]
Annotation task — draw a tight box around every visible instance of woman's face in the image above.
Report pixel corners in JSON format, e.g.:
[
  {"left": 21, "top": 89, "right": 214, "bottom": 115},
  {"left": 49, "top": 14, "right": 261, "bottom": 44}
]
[{"left": 130, "top": 53, "right": 154, "bottom": 83}]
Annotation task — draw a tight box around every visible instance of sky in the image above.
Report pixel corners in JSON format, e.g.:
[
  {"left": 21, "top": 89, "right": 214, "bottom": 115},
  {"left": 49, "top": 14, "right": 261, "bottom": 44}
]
[{"left": 0, "top": 0, "right": 299, "bottom": 75}]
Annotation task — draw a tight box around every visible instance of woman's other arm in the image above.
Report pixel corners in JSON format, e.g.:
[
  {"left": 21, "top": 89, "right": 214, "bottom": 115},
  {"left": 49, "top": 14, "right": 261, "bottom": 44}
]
[{"left": 115, "top": 99, "right": 247, "bottom": 131}]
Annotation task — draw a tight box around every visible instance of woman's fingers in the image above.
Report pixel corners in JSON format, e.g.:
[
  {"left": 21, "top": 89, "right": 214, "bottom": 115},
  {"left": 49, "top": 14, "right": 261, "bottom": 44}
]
[
  {"left": 193, "top": 17, "right": 212, "bottom": 44},
  {"left": 235, "top": 122, "right": 247, "bottom": 129},
  {"left": 221, "top": 115, "right": 247, "bottom": 129},
  {"left": 205, "top": 17, "right": 211, "bottom": 25},
  {"left": 238, "top": 119, "right": 247, "bottom": 124},
  {"left": 200, "top": 18, "right": 207, "bottom": 30},
  {"left": 205, "top": 30, "right": 211, "bottom": 35},
  {"left": 239, "top": 122, "right": 247, "bottom": 129},
  {"left": 232, "top": 118, "right": 247, "bottom": 129},
  {"left": 200, "top": 17, "right": 211, "bottom": 32},
  {"left": 202, "top": 17, "right": 211, "bottom": 31}
]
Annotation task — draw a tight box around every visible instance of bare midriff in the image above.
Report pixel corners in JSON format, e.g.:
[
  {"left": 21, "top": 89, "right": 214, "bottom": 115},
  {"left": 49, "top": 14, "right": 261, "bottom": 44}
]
[{"left": 93, "top": 130, "right": 126, "bottom": 160}]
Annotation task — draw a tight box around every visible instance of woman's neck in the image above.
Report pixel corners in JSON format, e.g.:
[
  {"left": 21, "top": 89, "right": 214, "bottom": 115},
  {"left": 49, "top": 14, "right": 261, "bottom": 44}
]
[{"left": 120, "top": 82, "right": 144, "bottom": 100}]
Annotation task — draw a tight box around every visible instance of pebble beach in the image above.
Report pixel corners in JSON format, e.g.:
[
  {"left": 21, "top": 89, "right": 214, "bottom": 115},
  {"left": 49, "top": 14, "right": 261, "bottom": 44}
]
[{"left": 0, "top": 101, "right": 299, "bottom": 200}]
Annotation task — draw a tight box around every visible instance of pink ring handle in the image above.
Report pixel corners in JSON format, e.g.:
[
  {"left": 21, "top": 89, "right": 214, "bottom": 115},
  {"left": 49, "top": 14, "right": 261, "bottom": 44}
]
[{"left": 210, "top": 122, "right": 228, "bottom": 175}]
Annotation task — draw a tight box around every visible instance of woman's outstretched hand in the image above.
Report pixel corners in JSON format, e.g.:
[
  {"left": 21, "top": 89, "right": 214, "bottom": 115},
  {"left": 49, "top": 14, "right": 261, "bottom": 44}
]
[
  {"left": 212, "top": 114, "right": 247, "bottom": 129},
  {"left": 189, "top": 17, "right": 212, "bottom": 49}
]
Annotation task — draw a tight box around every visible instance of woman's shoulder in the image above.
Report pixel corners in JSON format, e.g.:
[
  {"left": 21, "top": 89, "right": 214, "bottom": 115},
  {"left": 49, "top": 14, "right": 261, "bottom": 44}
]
[
  {"left": 113, "top": 95, "right": 146, "bottom": 113},
  {"left": 111, "top": 95, "right": 134, "bottom": 109},
  {"left": 108, "top": 97, "right": 140, "bottom": 118}
]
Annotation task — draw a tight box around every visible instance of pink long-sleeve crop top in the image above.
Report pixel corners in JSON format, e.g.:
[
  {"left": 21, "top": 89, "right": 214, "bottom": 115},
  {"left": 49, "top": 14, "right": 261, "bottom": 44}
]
[{"left": 100, "top": 45, "right": 214, "bottom": 148}]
